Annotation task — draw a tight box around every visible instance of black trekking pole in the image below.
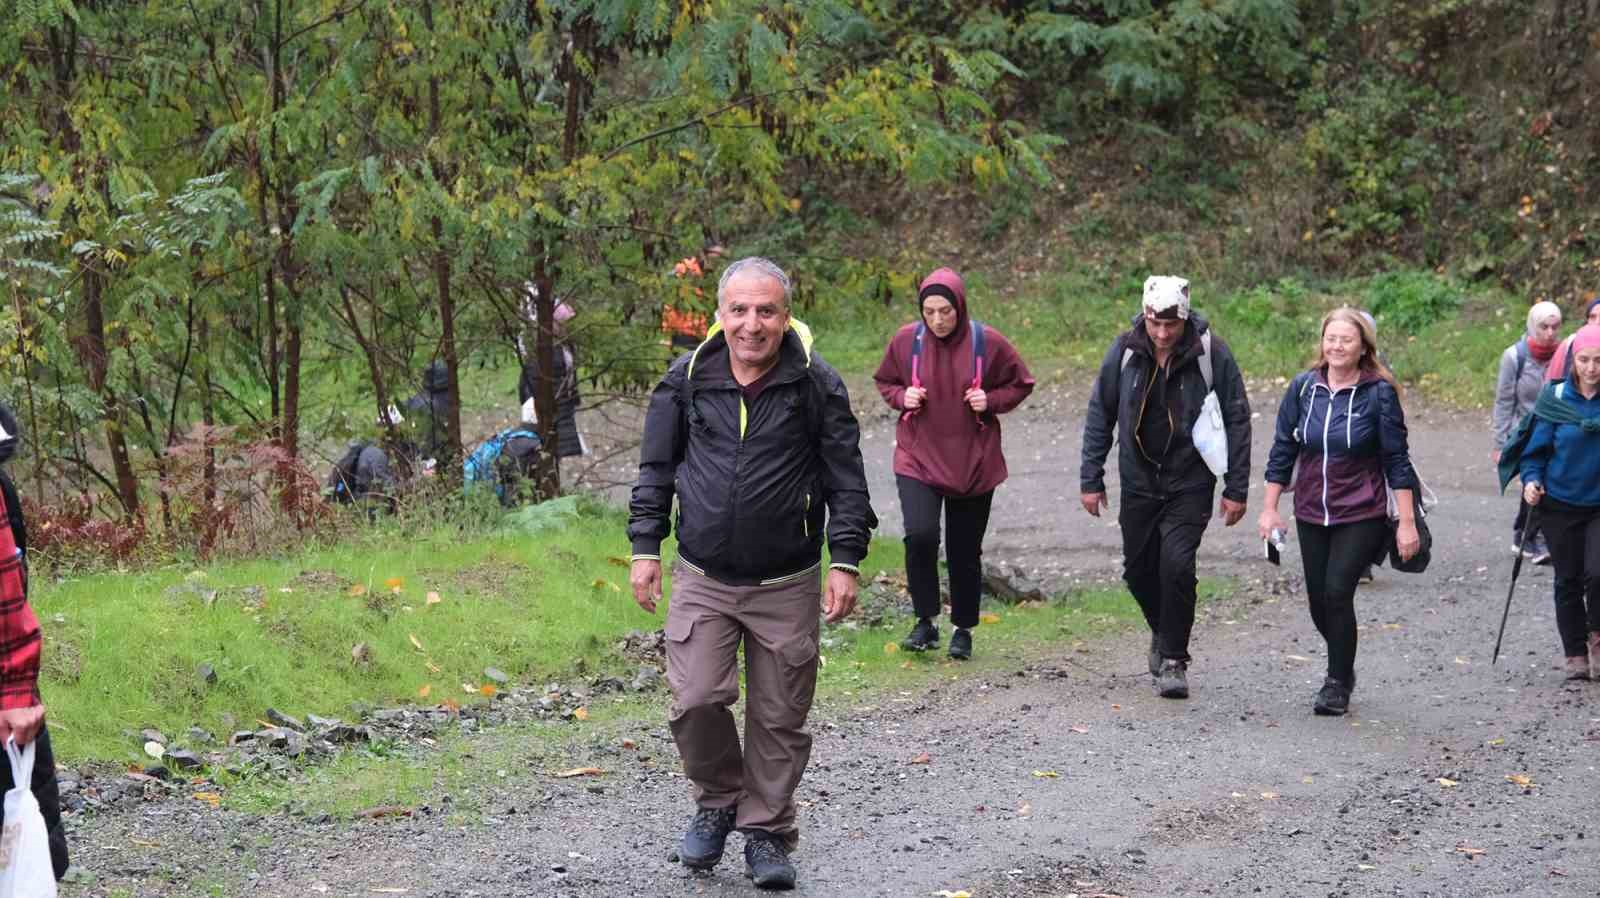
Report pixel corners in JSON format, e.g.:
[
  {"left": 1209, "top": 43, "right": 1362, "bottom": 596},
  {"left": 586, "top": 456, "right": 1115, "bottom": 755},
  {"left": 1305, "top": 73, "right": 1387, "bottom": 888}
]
[{"left": 1492, "top": 505, "right": 1541, "bottom": 666}]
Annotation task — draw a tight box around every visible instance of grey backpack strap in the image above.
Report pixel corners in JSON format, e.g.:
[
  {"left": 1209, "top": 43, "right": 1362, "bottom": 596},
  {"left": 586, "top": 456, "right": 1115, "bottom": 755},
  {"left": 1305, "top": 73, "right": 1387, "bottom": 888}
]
[
  {"left": 1199, "top": 330, "right": 1214, "bottom": 392},
  {"left": 1120, "top": 347, "right": 1134, "bottom": 372}
]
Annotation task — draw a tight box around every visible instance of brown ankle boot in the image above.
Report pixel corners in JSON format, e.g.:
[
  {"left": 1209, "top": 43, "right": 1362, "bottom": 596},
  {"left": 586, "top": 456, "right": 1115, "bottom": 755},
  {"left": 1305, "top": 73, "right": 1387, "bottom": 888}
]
[{"left": 1564, "top": 655, "right": 1591, "bottom": 680}]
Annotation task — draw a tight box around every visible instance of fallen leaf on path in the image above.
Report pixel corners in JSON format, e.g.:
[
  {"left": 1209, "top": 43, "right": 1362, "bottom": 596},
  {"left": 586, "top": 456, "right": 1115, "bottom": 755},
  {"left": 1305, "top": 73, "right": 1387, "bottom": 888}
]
[
  {"left": 425, "top": 591, "right": 442, "bottom": 606},
  {"left": 909, "top": 752, "right": 932, "bottom": 765},
  {"left": 1455, "top": 844, "right": 1485, "bottom": 857},
  {"left": 1301, "top": 776, "right": 1314, "bottom": 784},
  {"left": 348, "top": 584, "right": 367, "bottom": 597},
  {"left": 552, "top": 767, "right": 605, "bottom": 778},
  {"left": 1110, "top": 704, "right": 1122, "bottom": 711},
  {"left": 1069, "top": 726, "right": 1089, "bottom": 734},
  {"left": 1550, "top": 868, "right": 1568, "bottom": 877},
  {"left": 1505, "top": 773, "right": 1534, "bottom": 786},
  {"left": 192, "top": 792, "right": 221, "bottom": 807},
  {"left": 901, "top": 661, "right": 913, "bottom": 669},
  {"left": 408, "top": 633, "right": 424, "bottom": 652},
  {"left": 417, "top": 685, "right": 432, "bottom": 699},
  {"left": 1383, "top": 623, "right": 1402, "bottom": 630},
  {"left": 884, "top": 642, "right": 899, "bottom": 655},
  {"left": 1454, "top": 657, "right": 1468, "bottom": 665},
  {"left": 358, "top": 805, "right": 412, "bottom": 819},
  {"left": 1259, "top": 791, "right": 1279, "bottom": 800},
  {"left": 934, "top": 890, "right": 971, "bottom": 898},
  {"left": 1357, "top": 864, "right": 1376, "bottom": 871},
  {"left": 1487, "top": 738, "right": 1505, "bottom": 746},
  {"left": 1437, "top": 777, "right": 1459, "bottom": 787},
  {"left": 979, "top": 613, "right": 1001, "bottom": 624},
  {"left": 1016, "top": 801, "right": 1032, "bottom": 816},
  {"left": 1032, "top": 770, "right": 1059, "bottom": 778},
  {"left": 621, "top": 739, "right": 637, "bottom": 750},
  {"left": 572, "top": 706, "right": 589, "bottom": 721},
  {"left": 440, "top": 698, "right": 460, "bottom": 713},
  {"left": 1285, "top": 654, "right": 1311, "bottom": 662}
]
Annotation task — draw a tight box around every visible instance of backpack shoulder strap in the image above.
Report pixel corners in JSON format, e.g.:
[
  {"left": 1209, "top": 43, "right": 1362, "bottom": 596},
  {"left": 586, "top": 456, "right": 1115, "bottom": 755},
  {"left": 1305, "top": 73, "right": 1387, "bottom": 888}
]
[
  {"left": 1514, "top": 339, "right": 1529, "bottom": 384},
  {"left": 1199, "top": 330, "right": 1214, "bottom": 392},
  {"left": 969, "top": 320, "right": 986, "bottom": 387},
  {"left": 910, "top": 322, "right": 927, "bottom": 388}
]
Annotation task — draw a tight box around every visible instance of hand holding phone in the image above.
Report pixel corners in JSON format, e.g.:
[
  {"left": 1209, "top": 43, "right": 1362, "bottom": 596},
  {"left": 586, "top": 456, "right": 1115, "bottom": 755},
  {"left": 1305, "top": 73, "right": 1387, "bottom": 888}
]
[{"left": 1264, "top": 528, "right": 1286, "bottom": 566}]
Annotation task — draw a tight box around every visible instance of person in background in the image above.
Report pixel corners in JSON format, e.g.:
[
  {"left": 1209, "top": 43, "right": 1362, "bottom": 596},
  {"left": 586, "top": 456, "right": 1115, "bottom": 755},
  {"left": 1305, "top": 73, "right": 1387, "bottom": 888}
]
[
  {"left": 1519, "top": 323, "right": 1600, "bottom": 680},
  {"left": 1259, "top": 308, "right": 1421, "bottom": 716},
  {"left": 873, "top": 268, "right": 1034, "bottom": 660},
  {"left": 0, "top": 402, "right": 70, "bottom": 881},
  {"left": 1492, "top": 302, "right": 1563, "bottom": 564},
  {"left": 1080, "top": 276, "right": 1252, "bottom": 700},
  {"left": 403, "top": 361, "right": 455, "bottom": 470},
  {"left": 1544, "top": 295, "right": 1600, "bottom": 383},
  {"left": 518, "top": 299, "right": 586, "bottom": 459}
]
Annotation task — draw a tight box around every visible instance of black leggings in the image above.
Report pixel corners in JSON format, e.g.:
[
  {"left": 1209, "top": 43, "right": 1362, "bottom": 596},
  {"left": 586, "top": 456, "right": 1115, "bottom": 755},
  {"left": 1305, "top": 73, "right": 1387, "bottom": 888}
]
[
  {"left": 897, "top": 475, "right": 994, "bottom": 630},
  {"left": 1536, "top": 497, "right": 1600, "bottom": 657},
  {"left": 1296, "top": 517, "right": 1389, "bottom": 685}
]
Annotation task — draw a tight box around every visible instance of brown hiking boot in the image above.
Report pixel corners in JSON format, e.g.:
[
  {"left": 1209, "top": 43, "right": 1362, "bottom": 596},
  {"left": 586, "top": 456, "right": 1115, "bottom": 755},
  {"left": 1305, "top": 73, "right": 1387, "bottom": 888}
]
[{"left": 1563, "top": 655, "right": 1590, "bottom": 681}]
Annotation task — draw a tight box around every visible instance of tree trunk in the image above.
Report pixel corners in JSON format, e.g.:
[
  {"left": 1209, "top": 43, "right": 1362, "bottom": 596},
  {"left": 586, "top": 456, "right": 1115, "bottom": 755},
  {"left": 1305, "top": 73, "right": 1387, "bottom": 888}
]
[
  {"left": 77, "top": 268, "right": 140, "bottom": 519},
  {"left": 424, "top": 0, "right": 463, "bottom": 473}
]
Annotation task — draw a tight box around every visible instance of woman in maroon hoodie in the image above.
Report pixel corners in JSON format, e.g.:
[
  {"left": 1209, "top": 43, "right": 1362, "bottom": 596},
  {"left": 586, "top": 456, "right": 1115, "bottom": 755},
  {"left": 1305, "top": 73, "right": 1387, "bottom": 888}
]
[{"left": 874, "top": 268, "right": 1035, "bottom": 659}]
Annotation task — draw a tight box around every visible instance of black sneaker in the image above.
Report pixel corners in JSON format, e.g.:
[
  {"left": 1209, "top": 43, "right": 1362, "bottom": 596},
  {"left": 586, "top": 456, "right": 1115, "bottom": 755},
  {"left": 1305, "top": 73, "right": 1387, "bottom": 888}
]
[
  {"left": 1155, "top": 659, "right": 1188, "bottom": 699},
  {"left": 1313, "top": 677, "right": 1352, "bottom": 716},
  {"left": 948, "top": 628, "right": 972, "bottom": 660},
  {"left": 901, "top": 617, "right": 939, "bottom": 652},
  {"left": 1147, "top": 633, "right": 1160, "bottom": 677},
  {"left": 744, "top": 832, "right": 797, "bottom": 890},
  {"left": 679, "top": 806, "right": 736, "bottom": 869}
]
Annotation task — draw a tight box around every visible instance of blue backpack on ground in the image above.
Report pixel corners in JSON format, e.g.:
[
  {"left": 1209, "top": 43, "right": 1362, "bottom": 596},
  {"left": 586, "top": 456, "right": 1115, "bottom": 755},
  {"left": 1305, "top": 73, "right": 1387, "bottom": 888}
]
[{"left": 463, "top": 427, "right": 543, "bottom": 503}]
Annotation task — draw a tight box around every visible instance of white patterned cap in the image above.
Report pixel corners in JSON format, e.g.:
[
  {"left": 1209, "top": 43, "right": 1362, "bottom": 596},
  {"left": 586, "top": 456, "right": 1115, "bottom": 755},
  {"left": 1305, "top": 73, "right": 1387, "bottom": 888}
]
[{"left": 1142, "top": 276, "right": 1190, "bottom": 320}]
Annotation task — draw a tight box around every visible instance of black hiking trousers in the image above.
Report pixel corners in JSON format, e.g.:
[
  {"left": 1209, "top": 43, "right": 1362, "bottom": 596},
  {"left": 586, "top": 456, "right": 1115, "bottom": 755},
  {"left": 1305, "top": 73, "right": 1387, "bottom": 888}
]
[
  {"left": 1296, "top": 516, "right": 1388, "bottom": 686},
  {"left": 1537, "top": 496, "right": 1600, "bottom": 658},
  {"left": 1119, "top": 489, "right": 1211, "bottom": 665},
  {"left": 897, "top": 475, "right": 994, "bottom": 631}
]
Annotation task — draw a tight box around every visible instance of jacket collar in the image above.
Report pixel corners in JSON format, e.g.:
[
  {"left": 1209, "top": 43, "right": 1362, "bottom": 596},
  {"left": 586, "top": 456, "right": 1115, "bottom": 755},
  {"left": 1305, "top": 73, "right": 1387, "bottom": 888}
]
[
  {"left": 686, "top": 318, "right": 815, "bottom": 387},
  {"left": 1126, "top": 312, "right": 1210, "bottom": 368}
]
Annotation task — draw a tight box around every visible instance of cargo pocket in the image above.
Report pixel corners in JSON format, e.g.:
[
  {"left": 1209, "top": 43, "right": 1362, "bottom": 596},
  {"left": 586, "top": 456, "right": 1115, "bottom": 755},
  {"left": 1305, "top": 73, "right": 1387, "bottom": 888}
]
[
  {"left": 778, "top": 633, "right": 819, "bottom": 709},
  {"left": 663, "top": 614, "right": 696, "bottom": 696}
]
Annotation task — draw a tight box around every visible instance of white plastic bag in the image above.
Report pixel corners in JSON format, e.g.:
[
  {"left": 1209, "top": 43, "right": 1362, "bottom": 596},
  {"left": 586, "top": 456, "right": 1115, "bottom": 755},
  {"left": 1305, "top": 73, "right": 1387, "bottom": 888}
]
[
  {"left": 0, "top": 737, "right": 57, "bottom": 898},
  {"left": 1191, "top": 390, "right": 1229, "bottom": 478}
]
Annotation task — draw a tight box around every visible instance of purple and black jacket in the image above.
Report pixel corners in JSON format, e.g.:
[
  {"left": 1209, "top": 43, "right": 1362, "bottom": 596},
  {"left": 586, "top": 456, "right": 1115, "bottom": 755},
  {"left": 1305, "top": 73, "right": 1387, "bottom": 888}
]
[{"left": 1264, "top": 368, "right": 1418, "bottom": 527}]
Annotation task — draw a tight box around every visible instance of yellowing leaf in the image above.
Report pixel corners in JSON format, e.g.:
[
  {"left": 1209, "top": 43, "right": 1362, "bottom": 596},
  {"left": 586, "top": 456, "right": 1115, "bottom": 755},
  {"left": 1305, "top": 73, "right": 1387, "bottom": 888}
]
[
  {"left": 1437, "top": 777, "right": 1459, "bottom": 788},
  {"left": 884, "top": 642, "right": 899, "bottom": 654},
  {"left": 480, "top": 684, "right": 497, "bottom": 697},
  {"left": 424, "top": 661, "right": 441, "bottom": 674},
  {"left": 440, "top": 698, "right": 460, "bottom": 713},
  {"left": 909, "top": 751, "right": 932, "bottom": 765},
  {"left": 572, "top": 706, "right": 589, "bottom": 721},
  {"left": 425, "top": 591, "right": 442, "bottom": 606},
  {"left": 409, "top": 634, "right": 424, "bottom": 652},
  {"left": 1031, "top": 770, "right": 1059, "bottom": 778},
  {"left": 1505, "top": 773, "right": 1534, "bottom": 787},
  {"left": 384, "top": 576, "right": 405, "bottom": 590},
  {"left": 979, "top": 613, "right": 1001, "bottom": 624},
  {"left": 607, "top": 556, "right": 630, "bottom": 568},
  {"left": 193, "top": 792, "right": 221, "bottom": 807},
  {"left": 417, "top": 684, "right": 432, "bottom": 699},
  {"left": 348, "top": 584, "right": 368, "bottom": 597},
  {"left": 552, "top": 766, "right": 604, "bottom": 778},
  {"left": 935, "top": 891, "right": 972, "bottom": 898}
]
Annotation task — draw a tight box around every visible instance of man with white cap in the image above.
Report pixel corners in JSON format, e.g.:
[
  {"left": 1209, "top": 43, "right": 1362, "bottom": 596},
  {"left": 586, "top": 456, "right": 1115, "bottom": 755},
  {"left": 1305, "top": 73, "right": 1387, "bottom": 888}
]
[{"left": 1080, "top": 276, "right": 1253, "bottom": 698}]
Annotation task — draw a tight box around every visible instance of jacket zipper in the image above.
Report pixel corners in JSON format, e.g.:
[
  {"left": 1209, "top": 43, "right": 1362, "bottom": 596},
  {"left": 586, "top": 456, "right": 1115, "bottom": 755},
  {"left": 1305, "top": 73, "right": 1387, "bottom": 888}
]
[{"left": 803, "top": 493, "right": 810, "bottom": 538}]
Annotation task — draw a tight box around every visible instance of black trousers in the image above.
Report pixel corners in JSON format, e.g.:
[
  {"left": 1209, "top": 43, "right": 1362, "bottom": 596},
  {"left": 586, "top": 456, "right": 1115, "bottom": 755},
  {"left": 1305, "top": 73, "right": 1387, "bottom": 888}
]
[
  {"left": 0, "top": 726, "right": 69, "bottom": 880},
  {"left": 897, "top": 475, "right": 994, "bottom": 630},
  {"left": 1296, "top": 516, "right": 1389, "bottom": 686},
  {"left": 1120, "top": 490, "right": 1211, "bottom": 664},
  {"left": 1537, "top": 497, "right": 1600, "bottom": 657}
]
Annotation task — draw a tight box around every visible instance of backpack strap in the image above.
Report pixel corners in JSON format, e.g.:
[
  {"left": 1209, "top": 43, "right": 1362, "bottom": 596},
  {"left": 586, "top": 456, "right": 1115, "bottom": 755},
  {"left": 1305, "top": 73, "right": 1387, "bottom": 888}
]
[
  {"left": 910, "top": 322, "right": 926, "bottom": 389},
  {"left": 968, "top": 320, "right": 986, "bottom": 389},
  {"left": 1514, "top": 338, "right": 1529, "bottom": 385},
  {"left": 1199, "top": 330, "right": 1214, "bottom": 392}
]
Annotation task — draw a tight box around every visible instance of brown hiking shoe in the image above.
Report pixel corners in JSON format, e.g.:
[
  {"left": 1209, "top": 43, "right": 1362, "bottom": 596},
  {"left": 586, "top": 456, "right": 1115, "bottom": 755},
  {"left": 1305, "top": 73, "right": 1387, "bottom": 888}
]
[{"left": 1564, "top": 655, "right": 1590, "bottom": 681}]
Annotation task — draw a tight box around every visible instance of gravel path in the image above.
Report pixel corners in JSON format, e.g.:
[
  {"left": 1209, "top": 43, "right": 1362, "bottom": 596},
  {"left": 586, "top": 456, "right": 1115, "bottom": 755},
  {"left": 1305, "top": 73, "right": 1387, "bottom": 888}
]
[{"left": 64, "top": 375, "right": 1599, "bottom": 897}]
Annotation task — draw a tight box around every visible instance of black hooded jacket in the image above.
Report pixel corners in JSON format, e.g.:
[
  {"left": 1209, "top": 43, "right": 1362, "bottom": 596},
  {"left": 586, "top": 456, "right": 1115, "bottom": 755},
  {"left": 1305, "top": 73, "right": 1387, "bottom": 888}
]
[
  {"left": 628, "top": 323, "right": 876, "bottom": 585},
  {"left": 1080, "top": 314, "right": 1252, "bottom": 503}
]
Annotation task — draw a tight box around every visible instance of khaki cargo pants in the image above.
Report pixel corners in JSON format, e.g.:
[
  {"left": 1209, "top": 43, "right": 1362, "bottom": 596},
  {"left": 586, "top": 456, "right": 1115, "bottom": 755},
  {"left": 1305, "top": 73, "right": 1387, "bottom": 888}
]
[{"left": 665, "top": 561, "right": 821, "bottom": 846}]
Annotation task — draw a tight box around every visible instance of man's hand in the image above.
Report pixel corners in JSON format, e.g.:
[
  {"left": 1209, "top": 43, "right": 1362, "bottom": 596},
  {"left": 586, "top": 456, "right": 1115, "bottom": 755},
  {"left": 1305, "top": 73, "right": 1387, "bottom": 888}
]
[
  {"left": 1219, "top": 497, "right": 1247, "bottom": 526},
  {"left": 823, "top": 569, "right": 858, "bottom": 622},
  {"left": 0, "top": 705, "right": 45, "bottom": 747},
  {"left": 964, "top": 388, "right": 988, "bottom": 413},
  {"left": 630, "top": 558, "right": 663, "bottom": 614},
  {"left": 1081, "top": 492, "right": 1108, "bottom": 517},
  {"left": 903, "top": 386, "right": 926, "bottom": 411}
]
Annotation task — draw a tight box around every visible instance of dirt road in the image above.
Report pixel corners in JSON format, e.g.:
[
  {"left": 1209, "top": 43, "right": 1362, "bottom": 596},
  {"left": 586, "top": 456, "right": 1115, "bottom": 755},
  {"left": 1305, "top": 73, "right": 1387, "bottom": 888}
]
[{"left": 66, "top": 375, "right": 1598, "bottom": 897}]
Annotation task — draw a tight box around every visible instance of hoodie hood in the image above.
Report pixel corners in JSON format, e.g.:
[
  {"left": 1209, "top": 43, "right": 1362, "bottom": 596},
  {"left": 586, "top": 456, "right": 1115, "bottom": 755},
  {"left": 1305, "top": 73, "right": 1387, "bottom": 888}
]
[
  {"left": 422, "top": 361, "right": 450, "bottom": 394},
  {"left": 918, "top": 268, "right": 970, "bottom": 342}
]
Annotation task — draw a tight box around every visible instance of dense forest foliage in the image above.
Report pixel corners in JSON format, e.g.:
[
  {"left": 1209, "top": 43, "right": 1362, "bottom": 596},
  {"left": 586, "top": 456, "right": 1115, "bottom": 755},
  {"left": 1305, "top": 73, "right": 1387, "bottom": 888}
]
[{"left": 2, "top": 0, "right": 1596, "bottom": 556}]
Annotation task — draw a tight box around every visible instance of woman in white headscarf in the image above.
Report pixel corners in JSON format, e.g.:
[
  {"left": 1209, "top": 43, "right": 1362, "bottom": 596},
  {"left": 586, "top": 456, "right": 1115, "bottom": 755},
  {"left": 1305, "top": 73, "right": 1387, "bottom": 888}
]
[{"left": 1493, "top": 301, "right": 1563, "bottom": 563}]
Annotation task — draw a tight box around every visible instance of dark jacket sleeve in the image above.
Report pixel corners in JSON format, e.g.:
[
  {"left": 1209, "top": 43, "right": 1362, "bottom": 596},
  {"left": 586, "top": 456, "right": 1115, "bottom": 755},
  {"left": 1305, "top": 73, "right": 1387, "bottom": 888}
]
[
  {"left": 1212, "top": 338, "right": 1252, "bottom": 503},
  {"left": 812, "top": 361, "right": 877, "bottom": 569},
  {"left": 1518, "top": 417, "right": 1555, "bottom": 487},
  {"left": 1376, "top": 382, "right": 1420, "bottom": 491},
  {"left": 1079, "top": 338, "right": 1124, "bottom": 494},
  {"left": 982, "top": 330, "right": 1035, "bottom": 415},
  {"left": 1264, "top": 375, "right": 1305, "bottom": 486},
  {"left": 627, "top": 361, "right": 689, "bottom": 558}
]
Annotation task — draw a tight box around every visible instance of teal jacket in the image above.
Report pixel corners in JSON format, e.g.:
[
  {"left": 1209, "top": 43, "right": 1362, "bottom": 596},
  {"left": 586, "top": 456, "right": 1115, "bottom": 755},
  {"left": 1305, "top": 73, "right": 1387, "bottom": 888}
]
[{"left": 1498, "top": 382, "right": 1600, "bottom": 503}]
